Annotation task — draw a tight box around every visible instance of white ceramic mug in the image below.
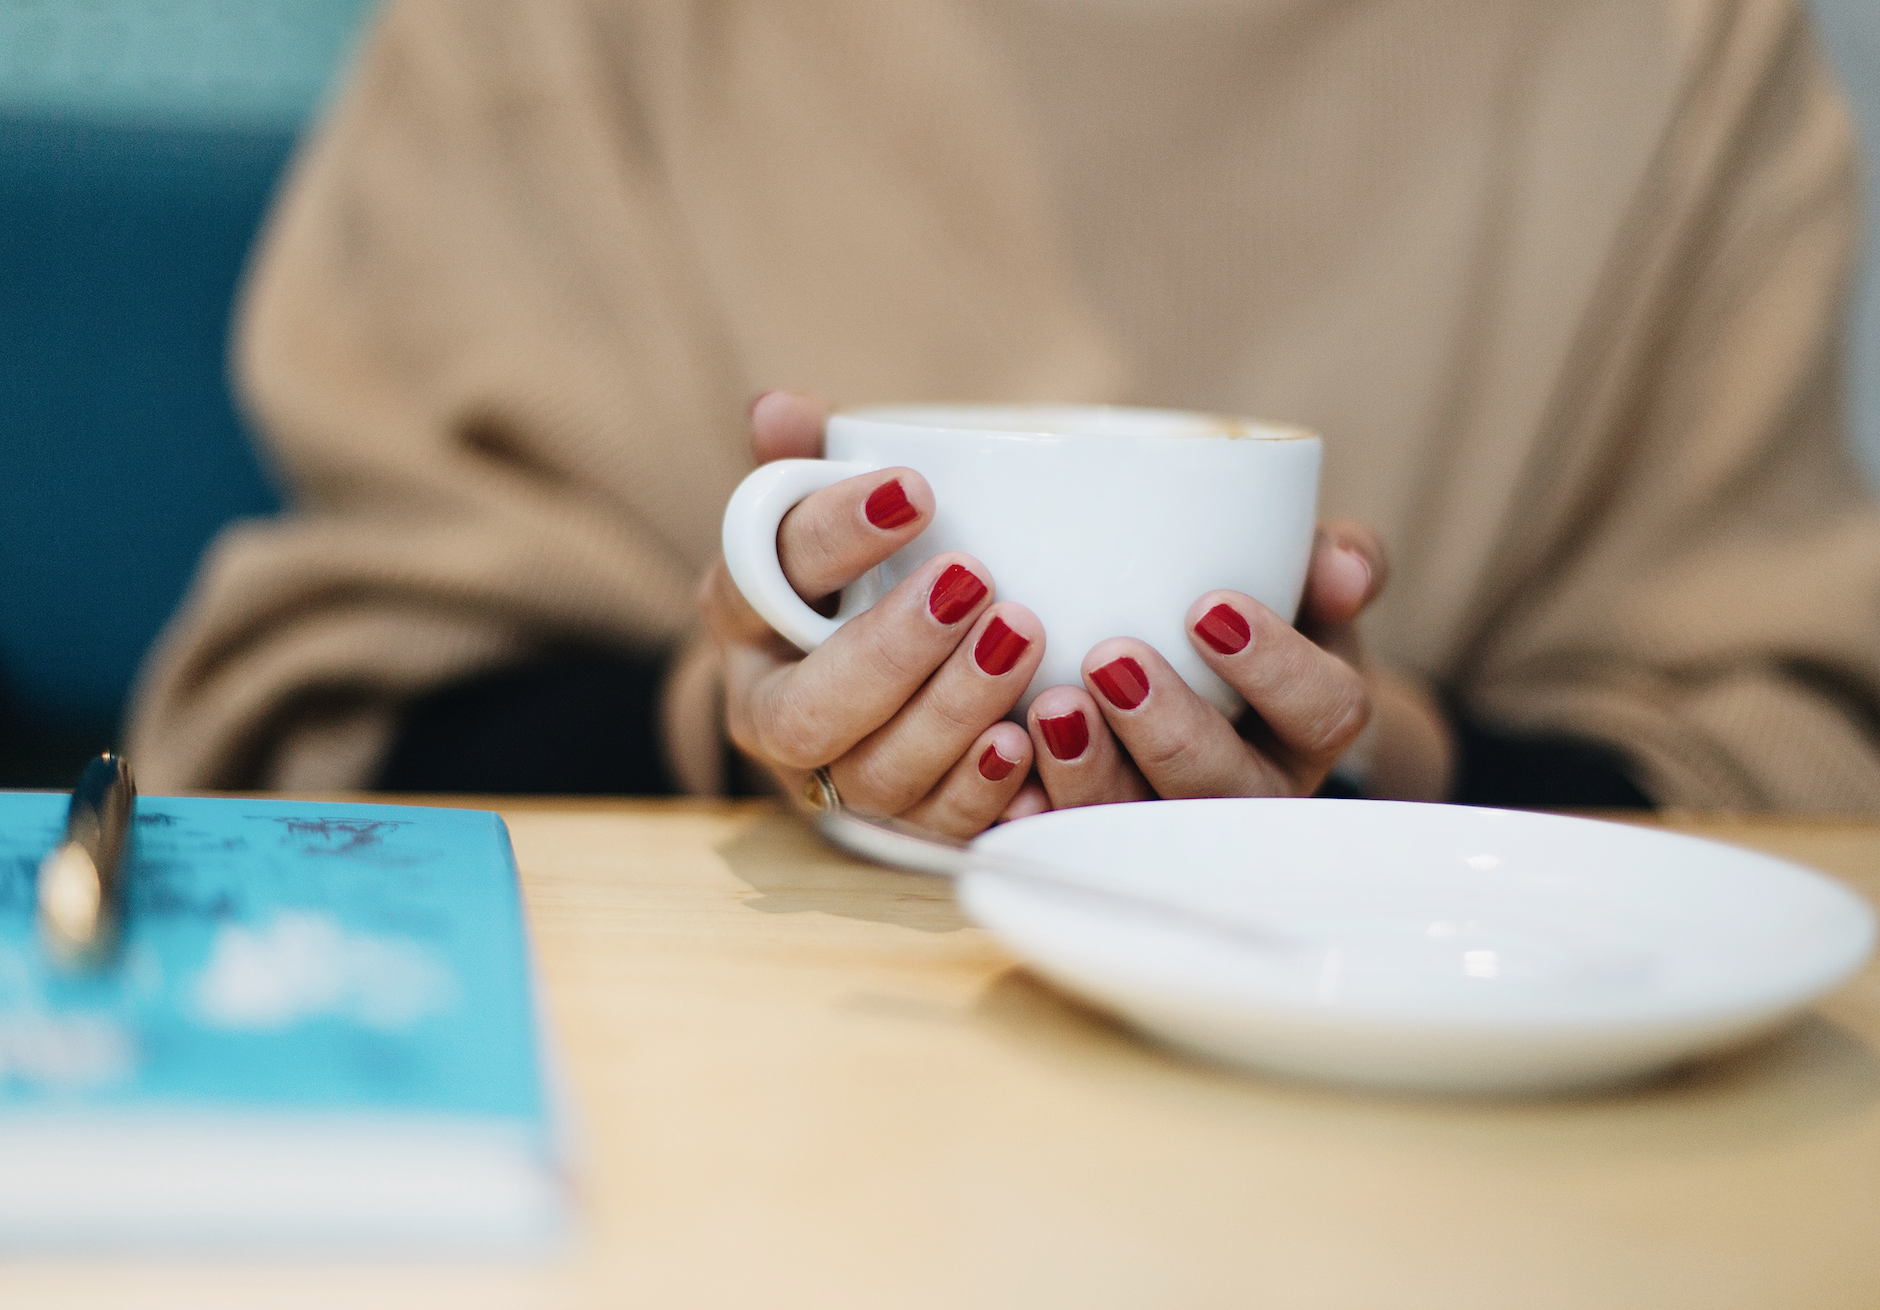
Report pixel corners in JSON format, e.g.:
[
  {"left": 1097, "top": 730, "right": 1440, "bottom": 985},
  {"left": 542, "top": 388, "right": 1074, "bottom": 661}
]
[{"left": 721, "top": 404, "right": 1322, "bottom": 718}]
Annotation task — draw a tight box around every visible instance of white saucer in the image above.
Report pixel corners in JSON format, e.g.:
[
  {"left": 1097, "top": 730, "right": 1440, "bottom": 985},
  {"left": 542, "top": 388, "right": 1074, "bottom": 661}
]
[{"left": 963, "top": 799, "right": 1875, "bottom": 1094}]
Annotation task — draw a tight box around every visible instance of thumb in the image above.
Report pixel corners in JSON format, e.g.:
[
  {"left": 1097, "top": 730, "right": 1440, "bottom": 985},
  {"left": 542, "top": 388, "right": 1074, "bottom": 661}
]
[{"left": 750, "top": 391, "right": 830, "bottom": 463}]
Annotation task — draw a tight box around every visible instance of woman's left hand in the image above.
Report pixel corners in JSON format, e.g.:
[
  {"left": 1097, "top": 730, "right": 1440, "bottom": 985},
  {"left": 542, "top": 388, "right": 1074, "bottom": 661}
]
[{"left": 1014, "top": 520, "right": 1452, "bottom": 814}]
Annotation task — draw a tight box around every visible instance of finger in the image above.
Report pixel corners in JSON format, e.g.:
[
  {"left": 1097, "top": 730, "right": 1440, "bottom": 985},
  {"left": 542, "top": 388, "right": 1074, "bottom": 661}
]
[
  {"left": 899, "top": 722, "right": 1035, "bottom": 838},
  {"left": 777, "top": 467, "right": 934, "bottom": 603},
  {"left": 736, "top": 552, "right": 993, "bottom": 768},
  {"left": 1186, "top": 593, "right": 1371, "bottom": 766},
  {"left": 1300, "top": 519, "right": 1387, "bottom": 630},
  {"left": 700, "top": 555, "right": 796, "bottom": 647},
  {"left": 751, "top": 390, "right": 829, "bottom": 463},
  {"left": 831, "top": 603, "right": 1044, "bottom": 814},
  {"left": 1000, "top": 779, "right": 1050, "bottom": 823},
  {"left": 1027, "top": 684, "right": 1151, "bottom": 809},
  {"left": 713, "top": 586, "right": 814, "bottom": 801},
  {"left": 1081, "top": 637, "right": 1296, "bottom": 797}
]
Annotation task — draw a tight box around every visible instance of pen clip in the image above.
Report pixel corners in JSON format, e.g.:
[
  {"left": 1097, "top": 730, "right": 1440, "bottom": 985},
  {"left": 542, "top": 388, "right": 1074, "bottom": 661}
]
[{"left": 38, "top": 753, "right": 136, "bottom": 969}]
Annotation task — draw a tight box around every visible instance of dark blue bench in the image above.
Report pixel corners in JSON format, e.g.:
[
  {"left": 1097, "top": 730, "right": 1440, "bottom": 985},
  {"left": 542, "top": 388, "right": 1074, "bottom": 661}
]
[{"left": 0, "top": 114, "right": 288, "bottom": 780}]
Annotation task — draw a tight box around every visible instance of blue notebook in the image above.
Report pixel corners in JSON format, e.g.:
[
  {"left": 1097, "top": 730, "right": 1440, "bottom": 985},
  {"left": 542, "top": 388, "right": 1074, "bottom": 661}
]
[{"left": 0, "top": 793, "right": 568, "bottom": 1250}]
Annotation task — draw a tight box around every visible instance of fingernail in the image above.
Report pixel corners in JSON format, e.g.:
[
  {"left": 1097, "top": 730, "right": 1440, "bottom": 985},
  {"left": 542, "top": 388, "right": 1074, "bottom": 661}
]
[
  {"left": 1090, "top": 656, "right": 1149, "bottom": 710},
  {"left": 1195, "top": 603, "right": 1251, "bottom": 654},
  {"left": 865, "top": 478, "right": 919, "bottom": 530},
  {"left": 928, "top": 564, "right": 988, "bottom": 624},
  {"left": 978, "top": 744, "right": 1018, "bottom": 782},
  {"left": 1343, "top": 546, "right": 1373, "bottom": 596},
  {"left": 749, "top": 389, "right": 779, "bottom": 420},
  {"left": 973, "top": 616, "right": 1030, "bottom": 675},
  {"left": 1039, "top": 710, "right": 1089, "bottom": 761}
]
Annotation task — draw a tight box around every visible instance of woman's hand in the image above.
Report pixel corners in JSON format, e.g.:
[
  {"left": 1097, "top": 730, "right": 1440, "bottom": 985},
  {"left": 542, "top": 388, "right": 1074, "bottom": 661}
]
[
  {"left": 700, "top": 392, "right": 1045, "bottom": 836},
  {"left": 1022, "top": 523, "right": 1454, "bottom": 808}
]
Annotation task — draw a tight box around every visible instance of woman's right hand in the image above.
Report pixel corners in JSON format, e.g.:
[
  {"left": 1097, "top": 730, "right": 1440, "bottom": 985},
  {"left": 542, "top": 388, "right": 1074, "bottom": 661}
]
[{"left": 699, "top": 392, "right": 1048, "bottom": 836}]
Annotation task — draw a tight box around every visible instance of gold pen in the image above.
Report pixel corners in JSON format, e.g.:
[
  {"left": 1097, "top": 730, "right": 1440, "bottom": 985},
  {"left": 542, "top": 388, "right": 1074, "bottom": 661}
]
[{"left": 37, "top": 753, "right": 136, "bottom": 968}]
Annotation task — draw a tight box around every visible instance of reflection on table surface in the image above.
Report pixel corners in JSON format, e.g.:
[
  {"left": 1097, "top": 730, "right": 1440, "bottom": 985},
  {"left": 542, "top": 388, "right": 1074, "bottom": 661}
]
[{"left": 13, "top": 799, "right": 1880, "bottom": 1310}]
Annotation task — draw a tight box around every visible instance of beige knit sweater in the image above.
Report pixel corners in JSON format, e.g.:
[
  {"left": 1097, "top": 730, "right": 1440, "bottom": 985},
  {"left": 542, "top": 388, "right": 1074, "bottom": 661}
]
[{"left": 128, "top": 0, "right": 1880, "bottom": 810}]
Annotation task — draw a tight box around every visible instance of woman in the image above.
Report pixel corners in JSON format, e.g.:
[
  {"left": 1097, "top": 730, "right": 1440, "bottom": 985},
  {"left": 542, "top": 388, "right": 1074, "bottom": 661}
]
[{"left": 129, "top": 0, "right": 1880, "bottom": 824}]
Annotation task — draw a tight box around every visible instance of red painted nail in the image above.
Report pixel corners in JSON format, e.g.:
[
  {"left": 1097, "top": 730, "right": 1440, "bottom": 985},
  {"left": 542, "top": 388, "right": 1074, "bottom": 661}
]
[
  {"left": 978, "top": 744, "right": 1018, "bottom": 782},
  {"left": 1195, "top": 603, "right": 1251, "bottom": 654},
  {"left": 864, "top": 478, "right": 919, "bottom": 530},
  {"left": 973, "top": 616, "right": 1030, "bottom": 675},
  {"left": 1039, "top": 710, "right": 1090, "bottom": 761},
  {"left": 1090, "top": 656, "right": 1149, "bottom": 710},
  {"left": 928, "top": 564, "right": 988, "bottom": 624}
]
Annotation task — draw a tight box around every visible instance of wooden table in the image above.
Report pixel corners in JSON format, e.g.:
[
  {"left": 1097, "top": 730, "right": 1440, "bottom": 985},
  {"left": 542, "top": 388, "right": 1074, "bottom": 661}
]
[{"left": 18, "top": 802, "right": 1880, "bottom": 1308}]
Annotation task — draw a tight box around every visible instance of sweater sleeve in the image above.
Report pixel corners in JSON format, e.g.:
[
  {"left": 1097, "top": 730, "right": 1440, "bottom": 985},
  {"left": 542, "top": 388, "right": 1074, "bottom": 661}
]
[
  {"left": 123, "top": 0, "right": 753, "bottom": 790},
  {"left": 1459, "top": 2, "right": 1880, "bottom": 811}
]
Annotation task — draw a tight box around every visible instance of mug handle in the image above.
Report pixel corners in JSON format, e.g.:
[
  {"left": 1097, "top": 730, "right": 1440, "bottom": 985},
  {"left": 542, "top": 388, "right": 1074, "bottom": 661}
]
[{"left": 721, "top": 458, "right": 876, "bottom": 652}]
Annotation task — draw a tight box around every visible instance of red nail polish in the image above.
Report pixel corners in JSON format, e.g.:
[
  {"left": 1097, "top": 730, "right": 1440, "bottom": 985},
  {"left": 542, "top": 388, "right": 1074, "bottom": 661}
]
[
  {"left": 1090, "top": 656, "right": 1149, "bottom": 710},
  {"left": 928, "top": 564, "right": 988, "bottom": 624},
  {"left": 865, "top": 478, "right": 919, "bottom": 530},
  {"left": 1195, "top": 603, "right": 1251, "bottom": 654},
  {"left": 1039, "top": 710, "right": 1089, "bottom": 761},
  {"left": 973, "top": 616, "right": 1030, "bottom": 675},
  {"left": 978, "top": 744, "right": 1018, "bottom": 782}
]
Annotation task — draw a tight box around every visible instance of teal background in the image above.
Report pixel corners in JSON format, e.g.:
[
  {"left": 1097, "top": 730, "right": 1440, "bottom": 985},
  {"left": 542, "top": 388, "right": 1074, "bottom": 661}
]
[
  {"left": 0, "top": 1, "right": 377, "bottom": 129},
  {"left": 1815, "top": 0, "right": 1880, "bottom": 491},
  {"left": 0, "top": 2, "right": 378, "bottom": 783},
  {"left": 0, "top": 2, "right": 1876, "bottom": 784}
]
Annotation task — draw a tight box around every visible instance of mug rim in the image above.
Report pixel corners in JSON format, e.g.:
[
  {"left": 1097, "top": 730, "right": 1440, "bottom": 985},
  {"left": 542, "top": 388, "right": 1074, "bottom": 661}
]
[{"left": 831, "top": 403, "right": 1317, "bottom": 443}]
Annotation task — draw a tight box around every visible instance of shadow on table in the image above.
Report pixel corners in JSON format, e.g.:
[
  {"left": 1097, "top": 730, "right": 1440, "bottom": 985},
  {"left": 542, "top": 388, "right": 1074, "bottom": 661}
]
[
  {"left": 716, "top": 810, "right": 971, "bottom": 934},
  {"left": 974, "top": 967, "right": 1880, "bottom": 1151}
]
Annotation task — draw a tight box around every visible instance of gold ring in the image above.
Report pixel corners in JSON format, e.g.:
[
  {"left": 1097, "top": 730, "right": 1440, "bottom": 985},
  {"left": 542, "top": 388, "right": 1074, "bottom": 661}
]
[{"left": 802, "top": 766, "right": 842, "bottom": 812}]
